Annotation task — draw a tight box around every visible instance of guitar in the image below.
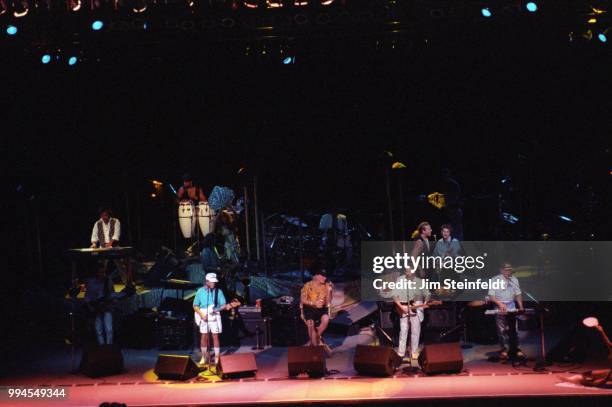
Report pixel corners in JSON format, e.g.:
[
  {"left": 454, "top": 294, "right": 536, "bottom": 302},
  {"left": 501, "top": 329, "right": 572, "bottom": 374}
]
[
  {"left": 395, "top": 300, "right": 442, "bottom": 317},
  {"left": 194, "top": 299, "right": 241, "bottom": 326}
]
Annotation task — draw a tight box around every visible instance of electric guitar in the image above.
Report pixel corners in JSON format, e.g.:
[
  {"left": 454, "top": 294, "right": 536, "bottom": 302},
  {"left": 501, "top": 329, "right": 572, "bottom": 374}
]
[
  {"left": 395, "top": 300, "right": 442, "bottom": 317},
  {"left": 194, "top": 299, "right": 241, "bottom": 326}
]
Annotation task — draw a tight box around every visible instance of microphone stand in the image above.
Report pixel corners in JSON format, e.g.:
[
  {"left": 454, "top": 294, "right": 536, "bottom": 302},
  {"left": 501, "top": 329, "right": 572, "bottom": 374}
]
[{"left": 507, "top": 280, "right": 550, "bottom": 371}]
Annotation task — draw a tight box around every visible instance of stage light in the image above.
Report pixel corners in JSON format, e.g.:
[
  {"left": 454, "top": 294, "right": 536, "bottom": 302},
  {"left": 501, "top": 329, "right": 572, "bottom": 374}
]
[
  {"left": 13, "top": 0, "right": 29, "bottom": 18},
  {"left": 283, "top": 56, "right": 295, "bottom": 65},
  {"left": 481, "top": 8, "right": 492, "bottom": 18},
  {"left": 91, "top": 20, "right": 104, "bottom": 31},
  {"left": 69, "top": 0, "right": 81, "bottom": 11},
  {"left": 41, "top": 54, "right": 51, "bottom": 64},
  {"left": 6, "top": 25, "right": 17, "bottom": 36},
  {"left": 583, "top": 317, "right": 599, "bottom": 328},
  {"left": 559, "top": 215, "right": 573, "bottom": 222},
  {"left": 598, "top": 33, "right": 607, "bottom": 43},
  {"left": 526, "top": 2, "right": 538, "bottom": 13},
  {"left": 502, "top": 212, "right": 519, "bottom": 224},
  {"left": 68, "top": 56, "right": 78, "bottom": 66},
  {"left": 132, "top": 0, "right": 148, "bottom": 13}
]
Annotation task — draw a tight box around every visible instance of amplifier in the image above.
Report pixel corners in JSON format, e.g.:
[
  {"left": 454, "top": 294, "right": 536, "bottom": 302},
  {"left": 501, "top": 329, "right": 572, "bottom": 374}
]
[{"left": 239, "top": 306, "right": 262, "bottom": 319}]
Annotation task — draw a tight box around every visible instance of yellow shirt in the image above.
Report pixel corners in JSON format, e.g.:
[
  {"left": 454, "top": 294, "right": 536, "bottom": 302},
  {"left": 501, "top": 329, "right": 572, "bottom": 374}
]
[{"left": 301, "top": 281, "right": 330, "bottom": 307}]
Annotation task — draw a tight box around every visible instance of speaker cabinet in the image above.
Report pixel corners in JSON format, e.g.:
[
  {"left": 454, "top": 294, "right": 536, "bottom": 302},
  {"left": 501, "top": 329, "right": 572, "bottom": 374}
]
[
  {"left": 418, "top": 342, "right": 463, "bottom": 375},
  {"left": 219, "top": 353, "right": 258, "bottom": 378},
  {"left": 287, "top": 346, "right": 326, "bottom": 377},
  {"left": 80, "top": 345, "right": 124, "bottom": 377},
  {"left": 154, "top": 354, "right": 200, "bottom": 381},
  {"left": 353, "top": 345, "right": 402, "bottom": 377}
]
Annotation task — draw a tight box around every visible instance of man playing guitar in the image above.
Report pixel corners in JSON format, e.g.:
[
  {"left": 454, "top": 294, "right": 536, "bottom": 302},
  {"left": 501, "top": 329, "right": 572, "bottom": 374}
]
[
  {"left": 193, "top": 273, "right": 239, "bottom": 367},
  {"left": 393, "top": 267, "right": 437, "bottom": 362}
]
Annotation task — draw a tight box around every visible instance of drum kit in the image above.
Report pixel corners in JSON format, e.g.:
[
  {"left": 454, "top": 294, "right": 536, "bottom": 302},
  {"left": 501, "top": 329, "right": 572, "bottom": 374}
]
[{"left": 264, "top": 211, "right": 365, "bottom": 273}]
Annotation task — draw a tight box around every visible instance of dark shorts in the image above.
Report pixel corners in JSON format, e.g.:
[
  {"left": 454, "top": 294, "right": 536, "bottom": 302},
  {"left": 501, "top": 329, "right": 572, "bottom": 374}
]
[{"left": 303, "top": 306, "right": 327, "bottom": 323}]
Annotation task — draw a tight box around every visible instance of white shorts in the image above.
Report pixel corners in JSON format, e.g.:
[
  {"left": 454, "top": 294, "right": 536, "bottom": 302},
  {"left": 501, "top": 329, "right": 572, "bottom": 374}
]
[{"left": 199, "top": 317, "right": 222, "bottom": 334}]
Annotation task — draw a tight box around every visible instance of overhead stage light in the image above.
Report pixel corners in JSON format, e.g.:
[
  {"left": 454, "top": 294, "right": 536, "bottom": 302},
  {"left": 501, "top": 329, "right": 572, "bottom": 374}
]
[
  {"left": 282, "top": 56, "right": 295, "bottom": 65},
  {"left": 41, "top": 54, "right": 51, "bottom": 64},
  {"left": 481, "top": 8, "right": 492, "bottom": 18},
  {"left": 526, "top": 2, "right": 538, "bottom": 13},
  {"left": 6, "top": 25, "right": 18, "bottom": 36},
  {"left": 598, "top": 32, "right": 608, "bottom": 43},
  {"left": 68, "top": 56, "right": 78, "bottom": 66},
  {"left": 92, "top": 20, "right": 104, "bottom": 31}
]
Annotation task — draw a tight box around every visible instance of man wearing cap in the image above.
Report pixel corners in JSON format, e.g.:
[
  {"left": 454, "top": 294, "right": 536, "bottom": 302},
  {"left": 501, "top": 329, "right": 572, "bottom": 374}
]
[
  {"left": 300, "top": 268, "right": 333, "bottom": 354},
  {"left": 193, "top": 272, "right": 231, "bottom": 366}
]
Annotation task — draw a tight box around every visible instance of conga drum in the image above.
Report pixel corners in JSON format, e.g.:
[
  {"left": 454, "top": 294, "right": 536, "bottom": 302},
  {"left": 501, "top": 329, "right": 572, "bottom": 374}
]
[
  {"left": 178, "top": 200, "right": 196, "bottom": 238},
  {"left": 197, "top": 201, "right": 214, "bottom": 237}
]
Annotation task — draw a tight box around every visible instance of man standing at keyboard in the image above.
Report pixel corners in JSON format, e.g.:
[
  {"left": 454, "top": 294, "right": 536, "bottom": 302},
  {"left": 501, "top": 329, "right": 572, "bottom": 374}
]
[{"left": 488, "top": 262, "right": 525, "bottom": 360}]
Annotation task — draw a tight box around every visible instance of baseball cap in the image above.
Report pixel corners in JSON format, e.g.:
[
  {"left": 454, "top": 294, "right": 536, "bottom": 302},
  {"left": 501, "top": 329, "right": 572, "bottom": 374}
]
[{"left": 205, "top": 273, "right": 219, "bottom": 283}]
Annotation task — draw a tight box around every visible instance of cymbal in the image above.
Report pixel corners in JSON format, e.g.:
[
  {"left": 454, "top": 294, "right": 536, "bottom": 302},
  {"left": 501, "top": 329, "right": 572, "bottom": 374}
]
[
  {"left": 281, "top": 215, "right": 308, "bottom": 228},
  {"left": 467, "top": 300, "right": 487, "bottom": 307}
]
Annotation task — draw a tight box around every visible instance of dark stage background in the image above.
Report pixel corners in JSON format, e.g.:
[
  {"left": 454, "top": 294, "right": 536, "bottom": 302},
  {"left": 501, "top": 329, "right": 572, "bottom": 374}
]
[{"left": 1, "top": 2, "right": 611, "bottom": 366}]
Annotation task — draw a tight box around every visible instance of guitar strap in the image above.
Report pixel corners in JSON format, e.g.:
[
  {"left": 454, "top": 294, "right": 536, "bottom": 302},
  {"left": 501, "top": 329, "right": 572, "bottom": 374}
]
[{"left": 214, "top": 287, "right": 219, "bottom": 309}]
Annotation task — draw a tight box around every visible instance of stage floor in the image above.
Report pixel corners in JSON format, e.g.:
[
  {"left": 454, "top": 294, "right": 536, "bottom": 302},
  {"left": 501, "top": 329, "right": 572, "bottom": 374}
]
[{"left": 2, "top": 330, "right": 611, "bottom": 406}]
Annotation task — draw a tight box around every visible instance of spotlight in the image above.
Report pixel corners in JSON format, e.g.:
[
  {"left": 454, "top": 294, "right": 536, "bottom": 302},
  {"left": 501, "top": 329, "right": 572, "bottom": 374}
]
[
  {"left": 13, "top": 0, "right": 29, "bottom": 18},
  {"left": 68, "top": 56, "right": 78, "bottom": 66},
  {"left": 559, "top": 215, "right": 573, "bottom": 222},
  {"left": 91, "top": 20, "right": 104, "bottom": 31},
  {"left": 282, "top": 56, "right": 295, "bottom": 65},
  {"left": 598, "top": 33, "right": 608, "bottom": 43},
  {"left": 481, "top": 8, "right": 492, "bottom": 18},
  {"left": 526, "top": 2, "right": 538, "bottom": 13},
  {"left": 583, "top": 317, "right": 599, "bottom": 328},
  {"left": 41, "top": 54, "right": 51, "bottom": 64},
  {"left": 6, "top": 25, "right": 17, "bottom": 36}
]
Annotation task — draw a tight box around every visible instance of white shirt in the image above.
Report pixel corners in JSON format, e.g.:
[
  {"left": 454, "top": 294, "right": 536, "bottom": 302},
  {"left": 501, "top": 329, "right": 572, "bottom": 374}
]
[
  {"left": 488, "top": 274, "right": 521, "bottom": 303},
  {"left": 91, "top": 218, "right": 121, "bottom": 245}
]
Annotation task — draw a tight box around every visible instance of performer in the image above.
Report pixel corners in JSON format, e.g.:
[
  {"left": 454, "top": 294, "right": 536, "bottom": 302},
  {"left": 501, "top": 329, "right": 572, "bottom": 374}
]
[
  {"left": 488, "top": 262, "right": 525, "bottom": 360},
  {"left": 193, "top": 273, "right": 232, "bottom": 366},
  {"left": 300, "top": 268, "right": 333, "bottom": 355},
  {"left": 85, "top": 264, "right": 115, "bottom": 345},
  {"left": 90, "top": 207, "right": 120, "bottom": 248},
  {"left": 177, "top": 173, "right": 207, "bottom": 203},
  {"left": 432, "top": 224, "right": 461, "bottom": 258},
  {"left": 411, "top": 221, "right": 433, "bottom": 278},
  {"left": 393, "top": 267, "right": 431, "bottom": 361}
]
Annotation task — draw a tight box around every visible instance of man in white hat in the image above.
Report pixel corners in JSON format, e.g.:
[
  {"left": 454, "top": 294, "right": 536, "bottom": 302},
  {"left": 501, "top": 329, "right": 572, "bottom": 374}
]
[{"left": 193, "top": 272, "right": 231, "bottom": 366}]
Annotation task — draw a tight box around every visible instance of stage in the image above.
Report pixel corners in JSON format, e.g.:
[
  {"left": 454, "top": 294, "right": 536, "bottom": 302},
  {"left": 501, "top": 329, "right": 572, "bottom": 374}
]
[{"left": 2, "top": 330, "right": 611, "bottom": 406}]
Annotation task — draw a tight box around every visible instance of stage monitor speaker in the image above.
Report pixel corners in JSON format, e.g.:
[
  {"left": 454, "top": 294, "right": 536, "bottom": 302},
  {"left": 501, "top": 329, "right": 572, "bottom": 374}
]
[
  {"left": 79, "top": 345, "right": 124, "bottom": 377},
  {"left": 219, "top": 353, "right": 258, "bottom": 378},
  {"left": 353, "top": 345, "right": 401, "bottom": 377},
  {"left": 287, "top": 346, "right": 326, "bottom": 377},
  {"left": 418, "top": 342, "right": 463, "bottom": 375},
  {"left": 154, "top": 354, "right": 200, "bottom": 381}
]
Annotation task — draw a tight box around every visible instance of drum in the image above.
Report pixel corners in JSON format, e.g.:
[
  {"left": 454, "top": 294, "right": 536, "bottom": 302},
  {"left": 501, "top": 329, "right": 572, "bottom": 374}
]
[
  {"left": 178, "top": 200, "right": 196, "bottom": 238},
  {"left": 197, "top": 201, "right": 214, "bottom": 237}
]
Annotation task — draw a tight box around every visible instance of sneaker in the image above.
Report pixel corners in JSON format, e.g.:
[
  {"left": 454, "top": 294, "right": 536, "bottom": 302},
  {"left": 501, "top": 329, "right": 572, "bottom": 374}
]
[
  {"left": 499, "top": 348, "right": 509, "bottom": 360},
  {"left": 198, "top": 357, "right": 206, "bottom": 366},
  {"left": 411, "top": 352, "right": 420, "bottom": 360},
  {"left": 515, "top": 349, "right": 526, "bottom": 359}
]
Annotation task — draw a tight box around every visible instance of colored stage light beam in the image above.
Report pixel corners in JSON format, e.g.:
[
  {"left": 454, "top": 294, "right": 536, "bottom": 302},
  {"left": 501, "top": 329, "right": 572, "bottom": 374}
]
[{"left": 526, "top": 2, "right": 538, "bottom": 13}]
